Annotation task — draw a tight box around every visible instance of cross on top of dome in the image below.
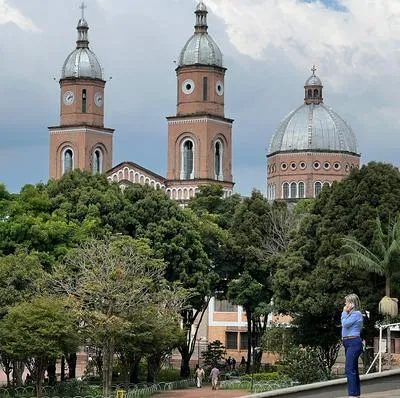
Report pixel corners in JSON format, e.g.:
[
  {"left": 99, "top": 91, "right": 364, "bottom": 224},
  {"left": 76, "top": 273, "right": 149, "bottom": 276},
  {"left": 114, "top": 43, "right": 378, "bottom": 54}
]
[{"left": 304, "top": 66, "right": 323, "bottom": 104}]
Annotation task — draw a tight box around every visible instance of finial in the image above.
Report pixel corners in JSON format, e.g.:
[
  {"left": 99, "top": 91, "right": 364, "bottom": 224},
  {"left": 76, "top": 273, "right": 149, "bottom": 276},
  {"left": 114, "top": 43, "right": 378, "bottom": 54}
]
[
  {"left": 311, "top": 65, "right": 317, "bottom": 76},
  {"left": 80, "top": 1, "right": 87, "bottom": 19}
]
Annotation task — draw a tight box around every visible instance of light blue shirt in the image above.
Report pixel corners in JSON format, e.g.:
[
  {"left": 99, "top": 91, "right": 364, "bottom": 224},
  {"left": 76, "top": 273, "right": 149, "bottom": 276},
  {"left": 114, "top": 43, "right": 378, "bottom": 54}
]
[{"left": 341, "top": 310, "right": 363, "bottom": 337}]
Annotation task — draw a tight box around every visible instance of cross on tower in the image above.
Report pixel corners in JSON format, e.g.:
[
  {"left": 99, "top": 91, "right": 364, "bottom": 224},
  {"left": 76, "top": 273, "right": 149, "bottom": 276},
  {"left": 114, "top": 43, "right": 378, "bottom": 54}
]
[
  {"left": 311, "top": 65, "right": 317, "bottom": 75},
  {"left": 80, "top": 1, "right": 87, "bottom": 19}
]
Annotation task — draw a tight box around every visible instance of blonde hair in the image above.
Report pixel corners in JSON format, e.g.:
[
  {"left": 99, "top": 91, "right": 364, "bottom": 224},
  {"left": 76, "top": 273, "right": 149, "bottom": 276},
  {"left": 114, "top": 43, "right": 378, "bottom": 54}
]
[{"left": 345, "top": 293, "right": 361, "bottom": 311}]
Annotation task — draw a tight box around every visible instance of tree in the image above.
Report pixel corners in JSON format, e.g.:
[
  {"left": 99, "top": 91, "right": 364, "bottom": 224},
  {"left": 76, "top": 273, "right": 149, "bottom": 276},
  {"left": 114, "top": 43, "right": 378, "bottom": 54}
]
[
  {"left": 273, "top": 162, "right": 400, "bottom": 373},
  {"left": 201, "top": 340, "right": 226, "bottom": 371},
  {"left": 341, "top": 216, "right": 400, "bottom": 366},
  {"left": 0, "top": 297, "right": 79, "bottom": 398},
  {"left": 54, "top": 237, "right": 187, "bottom": 397}
]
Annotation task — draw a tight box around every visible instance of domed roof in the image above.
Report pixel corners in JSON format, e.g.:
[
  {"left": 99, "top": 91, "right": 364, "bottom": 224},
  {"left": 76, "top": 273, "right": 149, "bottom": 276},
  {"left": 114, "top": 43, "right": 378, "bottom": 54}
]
[
  {"left": 179, "top": 34, "right": 223, "bottom": 67},
  {"left": 62, "top": 47, "right": 103, "bottom": 79},
  {"left": 268, "top": 103, "right": 359, "bottom": 154},
  {"left": 305, "top": 74, "right": 322, "bottom": 86},
  {"left": 61, "top": 11, "right": 103, "bottom": 80},
  {"left": 178, "top": 2, "right": 223, "bottom": 68}
]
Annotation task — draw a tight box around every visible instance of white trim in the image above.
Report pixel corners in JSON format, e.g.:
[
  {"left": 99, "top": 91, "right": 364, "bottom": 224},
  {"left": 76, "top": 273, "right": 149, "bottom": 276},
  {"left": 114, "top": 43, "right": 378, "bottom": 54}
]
[
  {"left": 208, "top": 298, "right": 247, "bottom": 327},
  {"left": 92, "top": 148, "right": 103, "bottom": 174},
  {"left": 50, "top": 127, "right": 113, "bottom": 136},
  {"left": 168, "top": 117, "right": 232, "bottom": 127},
  {"left": 214, "top": 139, "right": 224, "bottom": 181}
]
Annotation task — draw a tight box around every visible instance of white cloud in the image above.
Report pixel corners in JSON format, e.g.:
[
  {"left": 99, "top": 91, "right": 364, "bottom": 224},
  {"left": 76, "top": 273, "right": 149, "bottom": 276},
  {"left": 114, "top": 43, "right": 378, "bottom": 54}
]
[
  {"left": 206, "top": 0, "right": 400, "bottom": 89},
  {"left": 0, "top": 0, "right": 39, "bottom": 31}
]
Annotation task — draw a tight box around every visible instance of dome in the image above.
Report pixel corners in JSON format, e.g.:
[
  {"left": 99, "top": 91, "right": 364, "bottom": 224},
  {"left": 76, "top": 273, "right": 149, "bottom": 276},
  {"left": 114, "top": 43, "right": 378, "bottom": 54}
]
[
  {"left": 196, "top": 1, "right": 207, "bottom": 11},
  {"left": 62, "top": 48, "right": 103, "bottom": 79},
  {"left": 179, "top": 34, "right": 223, "bottom": 67},
  {"left": 61, "top": 13, "right": 103, "bottom": 80},
  {"left": 305, "top": 74, "right": 322, "bottom": 86},
  {"left": 269, "top": 103, "right": 359, "bottom": 154}
]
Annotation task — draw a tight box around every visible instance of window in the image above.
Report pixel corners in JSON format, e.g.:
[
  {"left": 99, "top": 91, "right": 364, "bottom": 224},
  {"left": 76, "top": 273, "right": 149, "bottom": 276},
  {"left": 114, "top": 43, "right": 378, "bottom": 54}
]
[
  {"left": 226, "top": 332, "right": 238, "bottom": 349},
  {"left": 308, "top": 89, "right": 312, "bottom": 98},
  {"left": 240, "top": 333, "right": 248, "bottom": 350},
  {"left": 92, "top": 149, "right": 102, "bottom": 174},
  {"left": 298, "top": 182, "right": 305, "bottom": 198},
  {"left": 323, "top": 182, "right": 330, "bottom": 189},
  {"left": 181, "top": 140, "right": 194, "bottom": 180},
  {"left": 314, "top": 182, "right": 322, "bottom": 197},
  {"left": 215, "top": 140, "right": 223, "bottom": 180},
  {"left": 63, "top": 149, "right": 73, "bottom": 174},
  {"left": 82, "top": 89, "right": 87, "bottom": 113},
  {"left": 214, "top": 300, "right": 237, "bottom": 312},
  {"left": 314, "top": 88, "right": 319, "bottom": 97},
  {"left": 283, "top": 182, "right": 289, "bottom": 199},
  {"left": 203, "top": 76, "right": 208, "bottom": 101},
  {"left": 290, "top": 182, "right": 297, "bottom": 198}
]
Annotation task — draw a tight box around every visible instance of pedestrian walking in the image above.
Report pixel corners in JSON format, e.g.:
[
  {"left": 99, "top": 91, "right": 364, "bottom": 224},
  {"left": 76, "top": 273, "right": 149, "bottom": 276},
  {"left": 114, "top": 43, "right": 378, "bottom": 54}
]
[
  {"left": 209, "top": 366, "right": 220, "bottom": 390},
  {"left": 194, "top": 364, "right": 205, "bottom": 388}
]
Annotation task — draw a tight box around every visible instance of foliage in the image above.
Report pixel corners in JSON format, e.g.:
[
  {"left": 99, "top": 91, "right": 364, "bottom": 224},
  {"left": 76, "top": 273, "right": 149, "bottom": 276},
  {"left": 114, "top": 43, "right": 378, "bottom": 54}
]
[
  {"left": 272, "top": 162, "right": 400, "bottom": 372},
  {"left": 279, "top": 346, "right": 327, "bottom": 384},
  {"left": 201, "top": 340, "right": 226, "bottom": 370},
  {"left": 0, "top": 296, "right": 79, "bottom": 398},
  {"left": 261, "top": 327, "right": 294, "bottom": 359},
  {"left": 240, "top": 372, "right": 281, "bottom": 382}
]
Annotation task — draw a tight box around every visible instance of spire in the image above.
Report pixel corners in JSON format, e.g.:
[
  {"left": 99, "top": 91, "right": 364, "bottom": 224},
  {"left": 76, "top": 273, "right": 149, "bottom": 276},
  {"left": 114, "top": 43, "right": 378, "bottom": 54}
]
[
  {"left": 195, "top": 1, "right": 208, "bottom": 33},
  {"left": 76, "top": 1, "right": 89, "bottom": 49}
]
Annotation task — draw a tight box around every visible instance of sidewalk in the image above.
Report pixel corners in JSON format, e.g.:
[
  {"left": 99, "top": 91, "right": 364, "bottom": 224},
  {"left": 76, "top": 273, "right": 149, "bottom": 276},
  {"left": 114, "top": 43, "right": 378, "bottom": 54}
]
[{"left": 159, "top": 387, "right": 248, "bottom": 397}]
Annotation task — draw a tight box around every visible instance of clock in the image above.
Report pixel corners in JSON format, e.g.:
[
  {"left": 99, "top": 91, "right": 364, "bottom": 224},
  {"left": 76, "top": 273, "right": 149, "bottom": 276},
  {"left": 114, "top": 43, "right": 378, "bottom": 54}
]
[
  {"left": 94, "top": 92, "right": 103, "bottom": 107},
  {"left": 182, "top": 79, "right": 195, "bottom": 95},
  {"left": 63, "top": 91, "right": 75, "bottom": 105},
  {"left": 216, "top": 81, "right": 224, "bottom": 96}
]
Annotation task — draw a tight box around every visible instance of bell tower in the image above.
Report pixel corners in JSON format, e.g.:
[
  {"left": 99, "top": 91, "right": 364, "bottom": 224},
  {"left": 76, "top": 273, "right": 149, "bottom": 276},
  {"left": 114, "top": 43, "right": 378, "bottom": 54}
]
[
  {"left": 166, "top": 1, "right": 234, "bottom": 200},
  {"left": 49, "top": 2, "right": 114, "bottom": 179}
]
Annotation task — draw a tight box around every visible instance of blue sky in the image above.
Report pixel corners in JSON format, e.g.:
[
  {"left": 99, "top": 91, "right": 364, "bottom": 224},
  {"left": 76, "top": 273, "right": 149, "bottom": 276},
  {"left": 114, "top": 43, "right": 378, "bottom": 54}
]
[{"left": 0, "top": 0, "right": 400, "bottom": 195}]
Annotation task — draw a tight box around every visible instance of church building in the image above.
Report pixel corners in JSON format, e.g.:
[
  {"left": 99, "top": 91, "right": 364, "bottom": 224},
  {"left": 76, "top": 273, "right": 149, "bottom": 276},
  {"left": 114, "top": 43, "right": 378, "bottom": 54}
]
[
  {"left": 49, "top": 1, "right": 234, "bottom": 202},
  {"left": 266, "top": 67, "right": 360, "bottom": 201}
]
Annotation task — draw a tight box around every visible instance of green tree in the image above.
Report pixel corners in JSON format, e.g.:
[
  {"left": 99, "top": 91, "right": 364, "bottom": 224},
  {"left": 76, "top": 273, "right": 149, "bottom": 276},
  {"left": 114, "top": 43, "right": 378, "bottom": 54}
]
[
  {"left": 54, "top": 237, "right": 187, "bottom": 397},
  {"left": 273, "top": 162, "right": 400, "bottom": 372},
  {"left": 0, "top": 297, "right": 79, "bottom": 398},
  {"left": 201, "top": 340, "right": 226, "bottom": 371},
  {"left": 341, "top": 215, "right": 400, "bottom": 366}
]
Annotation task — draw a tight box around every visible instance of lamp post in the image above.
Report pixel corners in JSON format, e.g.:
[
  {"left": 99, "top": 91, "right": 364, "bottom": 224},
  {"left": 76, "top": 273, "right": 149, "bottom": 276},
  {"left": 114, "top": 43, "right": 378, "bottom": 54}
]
[{"left": 250, "top": 346, "right": 260, "bottom": 393}]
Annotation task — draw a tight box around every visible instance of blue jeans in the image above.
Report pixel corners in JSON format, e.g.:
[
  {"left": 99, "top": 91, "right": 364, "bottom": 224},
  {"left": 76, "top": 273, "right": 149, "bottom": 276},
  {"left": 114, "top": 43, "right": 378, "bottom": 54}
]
[{"left": 343, "top": 337, "right": 363, "bottom": 396}]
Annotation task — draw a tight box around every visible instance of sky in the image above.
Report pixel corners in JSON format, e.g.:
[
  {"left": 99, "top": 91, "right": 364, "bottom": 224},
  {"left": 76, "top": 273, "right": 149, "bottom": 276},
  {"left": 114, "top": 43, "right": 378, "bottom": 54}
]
[{"left": 0, "top": 0, "right": 400, "bottom": 195}]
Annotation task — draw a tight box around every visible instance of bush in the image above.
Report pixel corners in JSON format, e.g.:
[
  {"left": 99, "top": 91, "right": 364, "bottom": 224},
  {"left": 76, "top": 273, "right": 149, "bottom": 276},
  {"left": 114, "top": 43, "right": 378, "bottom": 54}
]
[
  {"left": 157, "top": 368, "right": 182, "bottom": 382},
  {"left": 280, "top": 346, "right": 327, "bottom": 384},
  {"left": 241, "top": 372, "right": 281, "bottom": 382}
]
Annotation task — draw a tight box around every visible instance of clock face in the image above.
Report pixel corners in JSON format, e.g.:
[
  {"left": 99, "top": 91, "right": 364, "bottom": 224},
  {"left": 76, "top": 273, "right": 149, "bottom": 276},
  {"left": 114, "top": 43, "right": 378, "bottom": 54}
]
[
  {"left": 182, "top": 79, "right": 195, "bottom": 95},
  {"left": 94, "top": 92, "right": 103, "bottom": 107},
  {"left": 63, "top": 91, "right": 75, "bottom": 106},
  {"left": 216, "top": 81, "right": 224, "bottom": 96}
]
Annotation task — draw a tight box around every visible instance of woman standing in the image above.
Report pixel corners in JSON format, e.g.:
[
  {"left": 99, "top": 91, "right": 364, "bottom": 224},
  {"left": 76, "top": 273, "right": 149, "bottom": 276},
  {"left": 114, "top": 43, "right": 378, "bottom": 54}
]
[{"left": 341, "top": 293, "right": 363, "bottom": 398}]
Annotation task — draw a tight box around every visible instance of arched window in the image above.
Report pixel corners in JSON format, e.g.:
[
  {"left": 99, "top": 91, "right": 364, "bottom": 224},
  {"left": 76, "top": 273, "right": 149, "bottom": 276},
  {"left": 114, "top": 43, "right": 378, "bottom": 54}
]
[
  {"left": 298, "top": 182, "right": 305, "bottom": 198},
  {"left": 63, "top": 148, "right": 74, "bottom": 174},
  {"left": 314, "top": 182, "right": 322, "bottom": 197},
  {"left": 308, "top": 89, "right": 312, "bottom": 98},
  {"left": 215, "top": 140, "right": 223, "bottom": 180},
  {"left": 290, "top": 182, "right": 297, "bottom": 198},
  {"left": 283, "top": 182, "right": 289, "bottom": 199},
  {"left": 82, "top": 89, "right": 87, "bottom": 113},
  {"left": 323, "top": 182, "right": 330, "bottom": 189},
  {"left": 313, "top": 88, "right": 319, "bottom": 98},
  {"left": 92, "top": 148, "right": 103, "bottom": 174},
  {"left": 181, "top": 139, "right": 194, "bottom": 180}
]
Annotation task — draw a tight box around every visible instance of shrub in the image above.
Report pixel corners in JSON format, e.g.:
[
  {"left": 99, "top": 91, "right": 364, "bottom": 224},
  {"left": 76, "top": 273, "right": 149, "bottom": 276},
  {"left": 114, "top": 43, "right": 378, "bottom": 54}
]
[
  {"left": 241, "top": 372, "right": 281, "bottom": 382},
  {"left": 280, "top": 346, "right": 327, "bottom": 384},
  {"left": 157, "top": 368, "right": 182, "bottom": 382}
]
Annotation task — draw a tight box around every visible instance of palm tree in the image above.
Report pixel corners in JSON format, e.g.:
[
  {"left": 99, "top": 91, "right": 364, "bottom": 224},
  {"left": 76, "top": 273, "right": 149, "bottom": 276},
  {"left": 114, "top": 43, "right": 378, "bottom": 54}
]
[{"left": 341, "top": 216, "right": 400, "bottom": 368}]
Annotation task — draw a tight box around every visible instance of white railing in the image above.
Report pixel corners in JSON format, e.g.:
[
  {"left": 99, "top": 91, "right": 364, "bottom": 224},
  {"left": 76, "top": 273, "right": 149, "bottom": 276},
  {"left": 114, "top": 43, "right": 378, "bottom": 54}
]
[{"left": 366, "top": 322, "right": 400, "bottom": 374}]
